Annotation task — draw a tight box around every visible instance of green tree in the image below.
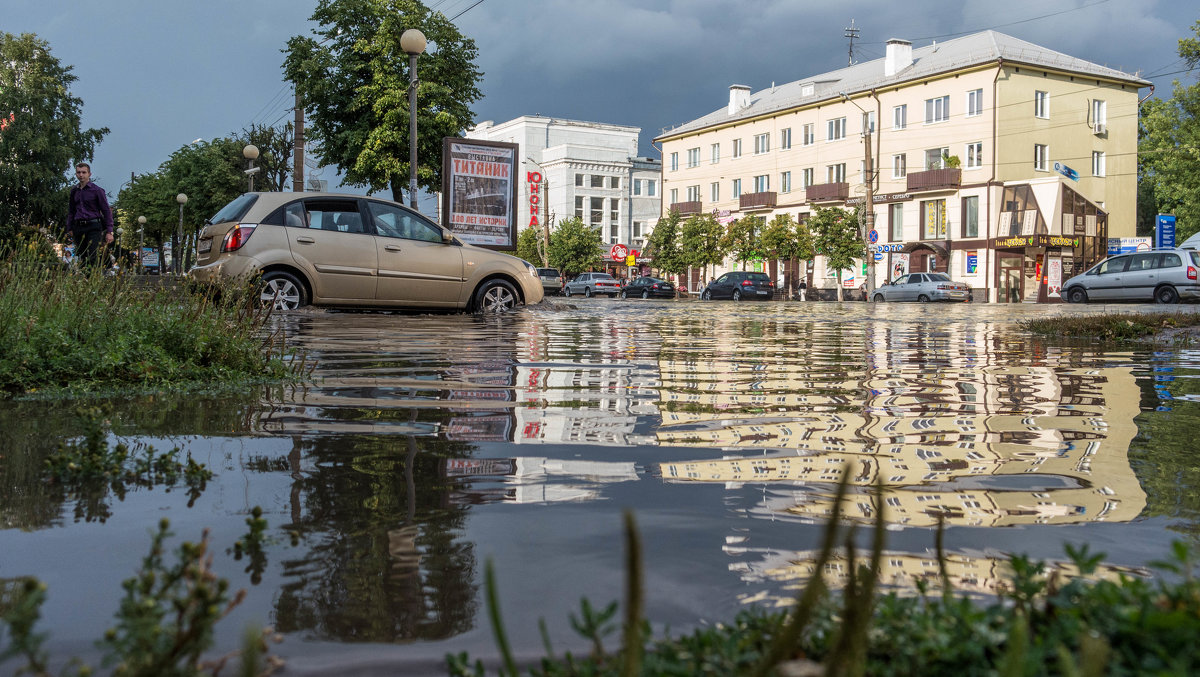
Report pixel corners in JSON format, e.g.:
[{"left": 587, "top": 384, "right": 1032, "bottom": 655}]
[
  {"left": 1140, "top": 20, "right": 1200, "bottom": 241},
  {"left": 243, "top": 122, "right": 294, "bottom": 193},
  {"left": 284, "top": 0, "right": 483, "bottom": 204},
  {"left": 679, "top": 213, "right": 724, "bottom": 285},
  {"left": 721, "top": 215, "right": 765, "bottom": 266},
  {"left": 761, "top": 213, "right": 816, "bottom": 296},
  {"left": 0, "top": 32, "right": 108, "bottom": 241},
  {"left": 643, "top": 210, "right": 685, "bottom": 296},
  {"left": 114, "top": 171, "right": 174, "bottom": 266},
  {"left": 515, "top": 225, "right": 544, "bottom": 266},
  {"left": 810, "top": 206, "right": 862, "bottom": 301},
  {"left": 547, "top": 217, "right": 601, "bottom": 276}
]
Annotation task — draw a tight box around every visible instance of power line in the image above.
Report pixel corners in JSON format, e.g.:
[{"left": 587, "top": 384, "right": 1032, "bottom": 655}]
[
  {"left": 451, "top": 0, "right": 486, "bottom": 21},
  {"left": 860, "top": 0, "right": 1113, "bottom": 45}
]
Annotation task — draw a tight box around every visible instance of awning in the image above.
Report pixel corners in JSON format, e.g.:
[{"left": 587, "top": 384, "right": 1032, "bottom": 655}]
[{"left": 900, "top": 241, "right": 949, "bottom": 257}]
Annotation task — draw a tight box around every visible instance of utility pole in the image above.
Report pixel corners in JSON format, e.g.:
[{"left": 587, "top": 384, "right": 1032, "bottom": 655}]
[
  {"left": 293, "top": 89, "right": 304, "bottom": 192},
  {"left": 844, "top": 19, "right": 860, "bottom": 66},
  {"left": 862, "top": 123, "right": 876, "bottom": 299},
  {"left": 541, "top": 177, "right": 551, "bottom": 268}
]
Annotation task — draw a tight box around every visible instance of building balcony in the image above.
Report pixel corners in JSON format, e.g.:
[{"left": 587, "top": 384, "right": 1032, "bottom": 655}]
[
  {"left": 805, "top": 182, "right": 849, "bottom": 203},
  {"left": 739, "top": 191, "right": 777, "bottom": 210},
  {"left": 906, "top": 168, "right": 961, "bottom": 193},
  {"left": 669, "top": 201, "right": 702, "bottom": 215}
]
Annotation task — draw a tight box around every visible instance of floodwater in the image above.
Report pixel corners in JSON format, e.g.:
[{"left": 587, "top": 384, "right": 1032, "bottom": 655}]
[{"left": 2, "top": 298, "right": 1200, "bottom": 674}]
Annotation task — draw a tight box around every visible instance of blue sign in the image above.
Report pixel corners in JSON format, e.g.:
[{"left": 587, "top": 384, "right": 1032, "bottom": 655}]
[
  {"left": 966, "top": 253, "right": 978, "bottom": 274},
  {"left": 1107, "top": 237, "right": 1151, "bottom": 255},
  {"left": 1156, "top": 214, "right": 1176, "bottom": 249},
  {"left": 1053, "top": 162, "right": 1079, "bottom": 181},
  {"left": 874, "top": 250, "right": 883, "bottom": 261},
  {"left": 877, "top": 243, "right": 904, "bottom": 253},
  {"left": 868, "top": 229, "right": 879, "bottom": 244}
]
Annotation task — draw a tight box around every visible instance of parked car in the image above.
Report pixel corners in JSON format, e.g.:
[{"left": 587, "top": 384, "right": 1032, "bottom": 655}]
[
  {"left": 700, "top": 271, "right": 775, "bottom": 301},
  {"left": 620, "top": 276, "right": 675, "bottom": 299},
  {"left": 188, "top": 192, "right": 543, "bottom": 312},
  {"left": 537, "top": 267, "right": 564, "bottom": 295},
  {"left": 564, "top": 272, "right": 621, "bottom": 297},
  {"left": 1061, "top": 248, "right": 1200, "bottom": 304},
  {"left": 872, "top": 272, "right": 970, "bottom": 302}
]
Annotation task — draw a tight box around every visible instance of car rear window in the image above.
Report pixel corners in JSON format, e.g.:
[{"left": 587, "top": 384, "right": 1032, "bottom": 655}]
[
  {"left": 1190, "top": 251, "right": 1200, "bottom": 266},
  {"left": 927, "top": 273, "right": 951, "bottom": 282},
  {"left": 745, "top": 273, "right": 771, "bottom": 282},
  {"left": 592, "top": 273, "right": 614, "bottom": 280},
  {"left": 538, "top": 268, "right": 559, "bottom": 276},
  {"left": 208, "top": 193, "right": 259, "bottom": 225}
]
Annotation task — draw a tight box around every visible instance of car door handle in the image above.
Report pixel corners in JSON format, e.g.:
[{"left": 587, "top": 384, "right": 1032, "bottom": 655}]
[
  {"left": 384, "top": 245, "right": 403, "bottom": 252},
  {"left": 296, "top": 236, "right": 315, "bottom": 244}
]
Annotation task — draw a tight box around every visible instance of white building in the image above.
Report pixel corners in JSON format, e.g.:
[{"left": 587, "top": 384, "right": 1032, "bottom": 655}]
[{"left": 467, "top": 116, "right": 662, "bottom": 258}]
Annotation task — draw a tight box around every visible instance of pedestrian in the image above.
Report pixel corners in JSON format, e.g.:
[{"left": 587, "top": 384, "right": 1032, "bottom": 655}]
[
  {"left": 859, "top": 282, "right": 867, "bottom": 301},
  {"left": 797, "top": 278, "right": 807, "bottom": 301},
  {"left": 66, "top": 162, "right": 113, "bottom": 270}
]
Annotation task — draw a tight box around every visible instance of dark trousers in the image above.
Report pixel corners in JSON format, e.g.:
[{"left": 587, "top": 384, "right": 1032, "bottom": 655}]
[{"left": 74, "top": 226, "right": 106, "bottom": 269}]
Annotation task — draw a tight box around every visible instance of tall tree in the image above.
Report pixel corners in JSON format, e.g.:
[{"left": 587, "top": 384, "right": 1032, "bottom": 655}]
[
  {"left": 678, "top": 213, "right": 724, "bottom": 285},
  {"left": 810, "top": 206, "right": 862, "bottom": 301},
  {"left": 761, "top": 213, "right": 815, "bottom": 296},
  {"left": 515, "top": 225, "right": 543, "bottom": 266},
  {"left": 643, "top": 210, "right": 685, "bottom": 295},
  {"left": 284, "top": 0, "right": 483, "bottom": 204},
  {"left": 547, "top": 217, "right": 602, "bottom": 276},
  {"left": 721, "top": 215, "right": 765, "bottom": 266},
  {"left": 242, "top": 122, "right": 294, "bottom": 193},
  {"left": 1140, "top": 20, "right": 1200, "bottom": 241},
  {"left": 0, "top": 32, "right": 108, "bottom": 241}
]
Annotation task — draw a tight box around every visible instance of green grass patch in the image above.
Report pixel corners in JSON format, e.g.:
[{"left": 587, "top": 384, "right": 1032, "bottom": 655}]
[
  {"left": 0, "top": 237, "right": 303, "bottom": 398},
  {"left": 1022, "top": 311, "right": 1200, "bottom": 341}
]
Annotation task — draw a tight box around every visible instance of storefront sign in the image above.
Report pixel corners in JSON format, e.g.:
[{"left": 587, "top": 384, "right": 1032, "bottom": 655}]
[
  {"left": 1156, "top": 214, "right": 1176, "bottom": 248},
  {"left": 1047, "top": 258, "right": 1062, "bottom": 298},
  {"left": 966, "top": 251, "right": 978, "bottom": 274},
  {"left": 442, "top": 138, "right": 518, "bottom": 249},
  {"left": 992, "top": 234, "right": 1080, "bottom": 249},
  {"left": 610, "top": 243, "right": 628, "bottom": 261},
  {"left": 527, "top": 171, "right": 543, "bottom": 228},
  {"left": 1107, "top": 237, "right": 1152, "bottom": 255},
  {"left": 846, "top": 192, "right": 913, "bottom": 205}
]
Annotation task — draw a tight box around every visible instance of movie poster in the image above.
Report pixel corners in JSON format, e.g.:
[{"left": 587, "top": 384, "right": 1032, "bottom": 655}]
[{"left": 442, "top": 138, "right": 518, "bottom": 249}]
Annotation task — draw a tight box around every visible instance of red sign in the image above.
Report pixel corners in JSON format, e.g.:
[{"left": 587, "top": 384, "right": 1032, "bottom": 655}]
[
  {"left": 527, "top": 171, "right": 542, "bottom": 228},
  {"left": 610, "top": 243, "right": 628, "bottom": 261}
]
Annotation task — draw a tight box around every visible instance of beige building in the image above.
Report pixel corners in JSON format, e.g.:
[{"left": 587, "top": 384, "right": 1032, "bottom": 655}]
[{"left": 655, "top": 31, "right": 1150, "bottom": 302}]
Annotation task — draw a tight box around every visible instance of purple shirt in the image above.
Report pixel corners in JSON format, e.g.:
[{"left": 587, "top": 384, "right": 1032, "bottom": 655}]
[{"left": 67, "top": 181, "right": 113, "bottom": 234}]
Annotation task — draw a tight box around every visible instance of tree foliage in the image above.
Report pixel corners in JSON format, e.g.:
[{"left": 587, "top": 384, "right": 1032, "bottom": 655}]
[
  {"left": 283, "top": 0, "right": 483, "bottom": 204},
  {"left": 721, "top": 215, "right": 765, "bottom": 265},
  {"left": 678, "top": 213, "right": 724, "bottom": 284},
  {"left": 516, "top": 225, "right": 545, "bottom": 267},
  {"left": 0, "top": 32, "right": 108, "bottom": 241},
  {"left": 644, "top": 210, "right": 685, "bottom": 287},
  {"left": 810, "top": 206, "right": 862, "bottom": 301},
  {"left": 1140, "top": 20, "right": 1200, "bottom": 241},
  {"left": 244, "top": 122, "right": 294, "bottom": 193},
  {"left": 547, "top": 217, "right": 602, "bottom": 276}
]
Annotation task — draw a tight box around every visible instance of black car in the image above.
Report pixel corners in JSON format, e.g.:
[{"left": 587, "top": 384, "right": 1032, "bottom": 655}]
[
  {"left": 700, "top": 271, "right": 775, "bottom": 301},
  {"left": 620, "top": 276, "right": 675, "bottom": 299}
]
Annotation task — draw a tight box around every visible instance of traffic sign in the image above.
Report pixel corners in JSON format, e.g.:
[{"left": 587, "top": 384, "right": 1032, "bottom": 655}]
[{"left": 868, "top": 229, "right": 879, "bottom": 244}]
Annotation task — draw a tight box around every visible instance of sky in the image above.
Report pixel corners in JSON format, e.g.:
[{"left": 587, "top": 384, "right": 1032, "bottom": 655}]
[{"left": 7, "top": 0, "right": 1197, "bottom": 216}]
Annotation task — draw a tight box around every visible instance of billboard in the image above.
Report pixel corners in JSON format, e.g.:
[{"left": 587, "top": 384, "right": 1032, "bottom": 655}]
[{"left": 441, "top": 138, "right": 518, "bottom": 249}]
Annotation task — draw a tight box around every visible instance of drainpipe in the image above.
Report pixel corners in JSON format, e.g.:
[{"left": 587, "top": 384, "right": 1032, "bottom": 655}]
[
  {"left": 987, "top": 58, "right": 1003, "bottom": 302},
  {"left": 1138, "top": 85, "right": 1155, "bottom": 106}
]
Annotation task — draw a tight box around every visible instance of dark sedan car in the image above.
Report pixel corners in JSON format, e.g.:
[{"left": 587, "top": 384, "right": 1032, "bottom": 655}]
[
  {"left": 620, "top": 276, "right": 675, "bottom": 299},
  {"left": 700, "top": 271, "right": 775, "bottom": 301}
]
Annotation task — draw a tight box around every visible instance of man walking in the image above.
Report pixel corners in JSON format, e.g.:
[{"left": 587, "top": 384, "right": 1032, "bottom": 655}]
[{"left": 66, "top": 162, "right": 113, "bottom": 269}]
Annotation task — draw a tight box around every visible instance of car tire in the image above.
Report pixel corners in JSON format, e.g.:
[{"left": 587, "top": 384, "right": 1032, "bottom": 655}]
[
  {"left": 642, "top": 290, "right": 650, "bottom": 299},
  {"left": 701, "top": 290, "right": 711, "bottom": 301},
  {"left": 472, "top": 279, "right": 519, "bottom": 313},
  {"left": 1155, "top": 285, "right": 1180, "bottom": 304},
  {"left": 620, "top": 290, "right": 628, "bottom": 298},
  {"left": 873, "top": 293, "right": 885, "bottom": 303},
  {"left": 917, "top": 294, "right": 930, "bottom": 303},
  {"left": 1068, "top": 287, "right": 1088, "bottom": 304},
  {"left": 584, "top": 287, "right": 593, "bottom": 298},
  {"left": 733, "top": 290, "right": 743, "bottom": 301},
  {"left": 260, "top": 271, "right": 307, "bottom": 310}
]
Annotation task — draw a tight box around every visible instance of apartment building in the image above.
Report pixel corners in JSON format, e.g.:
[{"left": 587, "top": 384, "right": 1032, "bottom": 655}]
[
  {"left": 466, "top": 116, "right": 662, "bottom": 259},
  {"left": 655, "top": 31, "right": 1150, "bottom": 302}
]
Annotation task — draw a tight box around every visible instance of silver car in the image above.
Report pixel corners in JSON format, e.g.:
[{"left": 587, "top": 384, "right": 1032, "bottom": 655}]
[
  {"left": 1062, "top": 248, "right": 1200, "bottom": 304},
  {"left": 563, "top": 272, "right": 621, "bottom": 297},
  {"left": 872, "top": 272, "right": 971, "bottom": 302}
]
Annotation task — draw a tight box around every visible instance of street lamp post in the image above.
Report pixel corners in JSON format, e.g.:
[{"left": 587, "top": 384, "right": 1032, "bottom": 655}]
[
  {"left": 137, "top": 215, "right": 146, "bottom": 274},
  {"left": 841, "top": 92, "right": 877, "bottom": 299},
  {"left": 176, "top": 193, "right": 188, "bottom": 275},
  {"left": 400, "top": 28, "right": 426, "bottom": 211},
  {"left": 243, "top": 144, "right": 260, "bottom": 192}
]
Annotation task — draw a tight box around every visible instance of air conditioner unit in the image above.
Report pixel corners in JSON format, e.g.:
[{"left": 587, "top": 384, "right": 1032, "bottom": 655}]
[{"left": 1093, "top": 123, "right": 1106, "bottom": 135}]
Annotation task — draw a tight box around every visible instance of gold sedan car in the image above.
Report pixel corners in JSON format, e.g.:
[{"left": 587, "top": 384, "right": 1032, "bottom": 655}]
[{"left": 189, "top": 192, "right": 543, "bottom": 312}]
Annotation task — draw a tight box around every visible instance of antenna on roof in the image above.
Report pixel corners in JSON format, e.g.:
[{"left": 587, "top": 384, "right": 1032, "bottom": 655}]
[{"left": 844, "top": 19, "right": 860, "bottom": 66}]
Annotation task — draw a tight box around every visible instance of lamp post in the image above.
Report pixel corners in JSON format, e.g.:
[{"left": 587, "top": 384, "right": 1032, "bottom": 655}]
[
  {"left": 400, "top": 28, "right": 426, "bottom": 210},
  {"left": 137, "top": 215, "right": 146, "bottom": 274},
  {"left": 841, "top": 92, "right": 876, "bottom": 299},
  {"left": 175, "top": 193, "right": 188, "bottom": 275},
  {"left": 243, "top": 144, "right": 260, "bottom": 192}
]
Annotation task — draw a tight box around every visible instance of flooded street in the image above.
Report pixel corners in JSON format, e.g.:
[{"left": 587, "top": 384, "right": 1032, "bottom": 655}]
[{"left": 3, "top": 299, "right": 1200, "bottom": 673}]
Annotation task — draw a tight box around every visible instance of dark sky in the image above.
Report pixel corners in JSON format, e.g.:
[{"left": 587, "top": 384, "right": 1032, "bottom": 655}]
[{"left": 8, "top": 0, "right": 1196, "bottom": 214}]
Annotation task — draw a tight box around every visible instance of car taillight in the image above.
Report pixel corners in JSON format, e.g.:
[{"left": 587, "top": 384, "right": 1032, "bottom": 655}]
[
  {"left": 651, "top": 284, "right": 659, "bottom": 289},
  {"left": 741, "top": 280, "right": 752, "bottom": 286},
  {"left": 221, "top": 225, "right": 256, "bottom": 252},
  {"left": 1190, "top": 266, "right": 1197, "bottom": 281}
]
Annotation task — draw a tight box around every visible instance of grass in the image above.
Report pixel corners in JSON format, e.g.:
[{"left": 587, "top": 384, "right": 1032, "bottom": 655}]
[
  {"left": 1023, "top": 310, "right": 1200, "bottom": 341},
  {"left": 0, "top": 236, "right": 305, "bottom": 398}
]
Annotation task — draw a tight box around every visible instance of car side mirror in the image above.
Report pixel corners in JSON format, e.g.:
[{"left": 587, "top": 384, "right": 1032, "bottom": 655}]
[{"left": 441, "top": 230, "right": 456, "bottom": 245}]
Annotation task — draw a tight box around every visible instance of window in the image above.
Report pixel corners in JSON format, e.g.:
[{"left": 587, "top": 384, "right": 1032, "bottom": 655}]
[
  {"left": 687, "top": 147, "right": 700, "bottom": 168},
  {"left": 802, "top": 123, "right": 815, "bottom": 145},
  {"left": 1034, "top": 144, "right": 1048, "bottom": 171},
  {"left": 753, "top": 174, "right": 770, "bottom": 192},
  {"left": 1034, "top": 90, "right": 1049, "bottom": 118},
  {"left": 710, "top": 182, "right": 720, "bottom": 202},
  {"left": 610, "top": 197, "right": 620, "bottom": 224},
  {"left": 575, "top": 173, "right": 583, "bottom": 186},
  {"left": 670, "top": 153, "right": 678, "bottom": 171},
  {"left": 922, "top": 199, "right": 946, "bottom": 239},
  {"left": 633, "top": 179, "right": 642, "bottom": 196},
  {"left": 925, "top": 95, "right": 950, "bottom": 123},
  {"left": 591, "top": 175, "right": 604, "bottom": 188},
  {"left": 646, "top": 180, "right": 656, "bottom": 196},
  {"left": 966, "top": 88, "right": 983, "bottom": 117},
  {"left": 889, "top": 203, "right": 904, "bottom": 240},
  {"left": 963, "top": 196, "right": 978, "bottom": 238},
  {"left": 780, "top": 128, "right": 792, "bottom": 149},
  {"left": 711, "top": 143, "right": 720, "bottom": 164},
  {"left": 733, "top": 139, "right": 743, "bottom": 158},
  {"left": 893, "top": 104, "right": 907, "bottom": 130},
  {"left": 575, "top": 196, "right": 583, "bottom": 220},
  {"left": 732, "top": 178, "right": 742, "bottom": 198},
  {"left": 781, "top": 171, "right": 792, "bottom": 193},
  {"left": 827, "top": 163, "right": 846, "bottom": 183},
  {"left": 669, "top": 188, "right": 678, "bottom": 204},
  {"left": 590, "top": 197, "right": 603, "bottom": 225},
  {"left": 633, "top": 221, "right": 643, "bottom": 238},
  {"left": 827, "top": 117, "right": 846, "bottom": 141},
  {"left": 925, "top": 147, "right": 949, "bottom": 169},
  {"left": 802, "top": 168, "right": 814, "bottom": 188},
  {"left": 863, "top": 111, "right": 875, "bottom": 134},
  {"left": 686, "top": 185, "right": 700, "bottom": 202},
  {"left": 892, "top": 154, "right": 907, "bottom": 179},
  {"left": 366, "top": 201, "right": 440, "bottom": 242},
  {"left": 966, "top": 142, "right": 983, "bottom": 169},
  {"left": 1093, "top": 99, "right": 1107, "bottom": 127},
  {"left": 754, "top": 133, "right": 770, "bottom": 154},
  {"left": 610, "top": 176, "right": 620, "bottom": 189},
  {"left": 1092, "top": 151, "right": 1106, "bottom": 177}
]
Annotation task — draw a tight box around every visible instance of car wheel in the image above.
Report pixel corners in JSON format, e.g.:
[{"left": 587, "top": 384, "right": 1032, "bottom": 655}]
[
  {"left": 472, "top": 279, "right": 519, "bottom": 313},
  {"left": 1155, "top": 285, "right": 1180, "bottom": 304},
  {"left": 917, "top": 294, "right": 930, "bottom": 303},
  {"left": 873, "top": 293, "right": 885, "bottom": 303},
  {"left": 620, "top": 290, "right": 628, "bottom": 298},
  {"left": 701, "top": 290, "right": 711, "bottom": 301},
  {"left": 732, "top": 290, "right": 742, "bottom": 301},
  {"left": 584, "top": 287, "right": 593, "bottom": 298},
  {"left": 260, "top": 271, "right": 307, "bottom": 310},
  {"left": 642, "top": 290, "right": 650, "bottom": 299},
  {"left": 563, "top": 287, "right": 572, "bottom": 297},
  {"left": 1067, "top": 287, "right": 1088, "bottom": 304}
]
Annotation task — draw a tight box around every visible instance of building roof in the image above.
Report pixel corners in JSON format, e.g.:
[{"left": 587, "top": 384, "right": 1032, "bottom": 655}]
[{"left": 655, "top": 30, "right": 1151, "bottom": 142}]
